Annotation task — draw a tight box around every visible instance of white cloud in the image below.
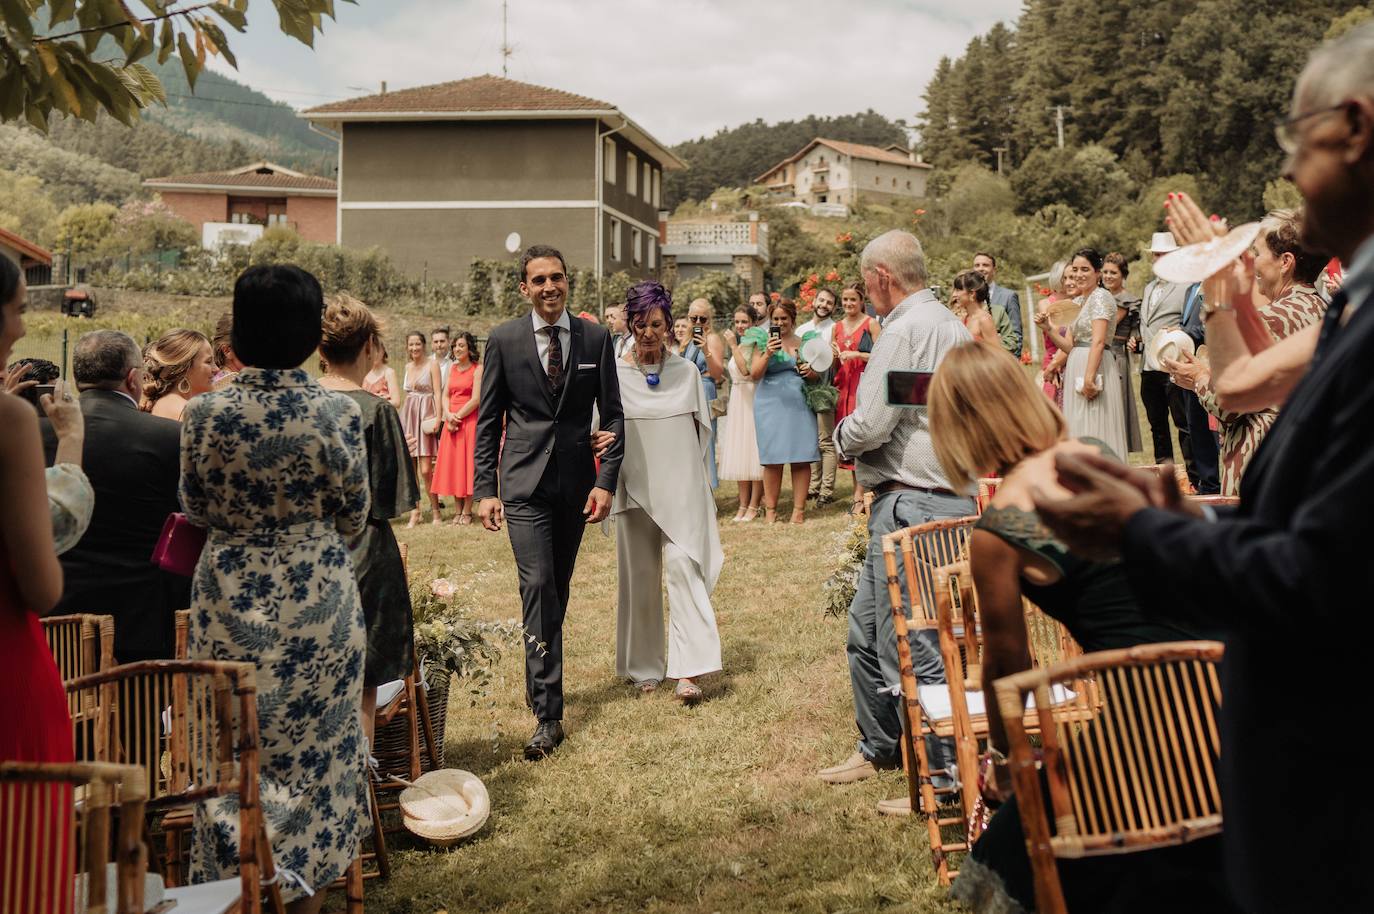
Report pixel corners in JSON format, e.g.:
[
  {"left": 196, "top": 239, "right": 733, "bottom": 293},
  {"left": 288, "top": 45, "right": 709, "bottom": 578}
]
[{"left": 209, "top": 0, "right": 1021, "bottom": 145}]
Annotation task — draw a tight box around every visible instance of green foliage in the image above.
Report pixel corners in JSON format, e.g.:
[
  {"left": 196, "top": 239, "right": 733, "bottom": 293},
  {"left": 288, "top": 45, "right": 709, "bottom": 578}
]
[
  {"left": 53, "top": 201, "right": 116, "bottom": 252},
  {"left": 45, "top": 112, "right": 255, "bottom": 181},
  {"left": 1326, "top": 5, "right": 1374, "bottom": 40},
  {"left": 759, "top": 206, "right": 828, "bottom": 289},
  {"left": 0, "top": 168, "right": 60, "bottom": 245},
  {"left": 0, "top": 1, "right": 349, "bottom": 129},
  {"left": 1009, "top": 145, "right": 1134, "bottom": 217},
  {"left": 672, "top": 270, "right": 745, "bottom": 320},
  {"left": 666, "top": 111, "right": 908, "bottom": 208},
  {"left": 99, "top": 198, "right": 196, "bottom": 255},
  {"left": 1263, "top": 178, "right": 1303, "bottom": 212},
  {"left": 0, "top": 123, "right": 141, "bottom": 208}
]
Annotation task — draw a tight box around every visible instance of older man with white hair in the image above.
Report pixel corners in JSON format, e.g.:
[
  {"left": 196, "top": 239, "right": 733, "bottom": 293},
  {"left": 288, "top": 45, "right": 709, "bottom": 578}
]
[
  {"left": 1032, "top": 22, "right": 1374, "bottom": 912},
  {"left": 817, "top": 230, "right": 975, "bottom": 816}
]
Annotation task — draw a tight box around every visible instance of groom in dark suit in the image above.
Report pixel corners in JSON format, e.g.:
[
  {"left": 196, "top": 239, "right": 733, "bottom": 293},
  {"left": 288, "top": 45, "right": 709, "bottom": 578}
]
[{"left": 474, "top": 244, "right": 625, "bottom": 759}]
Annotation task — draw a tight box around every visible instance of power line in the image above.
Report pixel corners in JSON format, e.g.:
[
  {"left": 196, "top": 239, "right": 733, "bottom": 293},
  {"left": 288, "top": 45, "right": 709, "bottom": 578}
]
[{"left": 164, "top": 92, "right": 305, "bottom": 110}]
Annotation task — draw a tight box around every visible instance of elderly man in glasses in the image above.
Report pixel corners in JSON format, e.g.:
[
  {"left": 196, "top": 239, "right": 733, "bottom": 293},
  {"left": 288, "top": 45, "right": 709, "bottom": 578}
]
[{"left": 1030, "top": 22, "right": 1374, "bottom": 914}]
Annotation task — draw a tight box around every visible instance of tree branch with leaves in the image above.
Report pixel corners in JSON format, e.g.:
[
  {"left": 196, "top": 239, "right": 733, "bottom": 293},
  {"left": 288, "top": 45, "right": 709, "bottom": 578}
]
[{"left": 0, "top": 0, "right": 352, "bottom": 129}]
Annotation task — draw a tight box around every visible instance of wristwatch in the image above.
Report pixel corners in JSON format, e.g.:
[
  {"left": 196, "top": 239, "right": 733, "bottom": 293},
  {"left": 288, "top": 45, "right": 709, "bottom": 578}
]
[{"left": 1202, "top": 298, "right": 1234, "bottom": 320}]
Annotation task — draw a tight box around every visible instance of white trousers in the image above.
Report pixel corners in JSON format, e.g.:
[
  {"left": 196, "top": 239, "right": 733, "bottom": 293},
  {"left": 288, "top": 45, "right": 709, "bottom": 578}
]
[{"left": 615, "top": 508, "right": 722, "bottom": 682}]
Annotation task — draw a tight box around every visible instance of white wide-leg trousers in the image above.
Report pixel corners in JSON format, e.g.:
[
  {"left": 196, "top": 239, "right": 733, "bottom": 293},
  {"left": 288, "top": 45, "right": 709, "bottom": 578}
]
[{"left": 615, "top": 507, "right": 722, "bottom": 682}]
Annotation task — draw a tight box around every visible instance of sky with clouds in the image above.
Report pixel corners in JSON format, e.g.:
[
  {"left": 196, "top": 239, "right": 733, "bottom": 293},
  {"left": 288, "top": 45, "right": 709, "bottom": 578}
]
[{"left": 209, "top": 0, "right": 1022, "bottom": 146}]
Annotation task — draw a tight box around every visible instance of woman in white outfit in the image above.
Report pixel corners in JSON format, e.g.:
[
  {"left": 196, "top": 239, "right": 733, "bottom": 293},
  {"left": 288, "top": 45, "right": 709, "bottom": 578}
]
[
  {"left": 718, "top": 306, "right": 764, "bottom": 521},
  {"left": 613, "top": 281, "right": 724, "bottom": 704},
  {"left": 1036, "top": 248, "right": 1129, "bottom": 458}
]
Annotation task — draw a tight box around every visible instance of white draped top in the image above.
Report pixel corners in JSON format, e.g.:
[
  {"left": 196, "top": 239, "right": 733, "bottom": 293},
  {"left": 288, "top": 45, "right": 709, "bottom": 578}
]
[{"left": 611, "top": 350, "right": 723, "bottom": 590}]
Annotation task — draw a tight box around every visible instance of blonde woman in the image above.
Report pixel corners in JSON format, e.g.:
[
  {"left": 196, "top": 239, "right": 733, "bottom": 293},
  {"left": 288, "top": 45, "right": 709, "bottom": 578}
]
[
  {"left": 927, "top": 342, "right": 1216, "bottom": 913},
  {"left": 141, "top": 329, "right": 215, "bottom": 420}
]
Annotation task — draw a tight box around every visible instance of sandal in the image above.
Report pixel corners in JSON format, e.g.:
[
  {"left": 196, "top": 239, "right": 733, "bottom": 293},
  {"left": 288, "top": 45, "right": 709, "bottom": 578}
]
[
  {"left": 406, "top": 509, "right": 420, "bottom": 529},
  {"left": 791, "top": 509, "right": 806, "bottom": 525},
  {"left": 741, "top": 506, "right": 758, "bottom": 522},
  {"left": 632, "top": 678, "right": 660, "bottom": 694},
  {"left": 764, "top": 507, "right": 779, "bottom": 524},
  {"left": 848, "top": 501, "right": 864, "bottom": 517},
  {"left": 674, "top": 679, "right": 703, "bottom": 705},
  {"left": 457, "top": 513, "right": 472, "bottom": 526}
]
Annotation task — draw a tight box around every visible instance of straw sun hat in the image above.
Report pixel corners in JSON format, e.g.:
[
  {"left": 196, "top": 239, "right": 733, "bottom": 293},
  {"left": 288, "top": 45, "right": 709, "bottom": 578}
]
[{"left": 399, "top": 768, "right": 491, "bottom": 847}]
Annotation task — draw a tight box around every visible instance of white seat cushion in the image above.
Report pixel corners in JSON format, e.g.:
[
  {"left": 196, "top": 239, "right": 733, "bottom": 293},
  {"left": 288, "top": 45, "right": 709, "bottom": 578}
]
[
  {"left": 163, "top": 878, "right": 242, "bottom": 914},
  {"left": 375, "top": 678, "right": 407, "bottom": 710},
  {"left": 74, "top": 865, "right": 165, "bottom": 913},
  {"left": 918, "top": 683, "right": 1075, "bottom": 722}
]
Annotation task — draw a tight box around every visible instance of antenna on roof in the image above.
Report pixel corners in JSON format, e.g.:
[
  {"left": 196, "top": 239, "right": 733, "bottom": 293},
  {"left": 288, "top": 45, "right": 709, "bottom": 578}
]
[{"left": 500, "top": 0, "right": 515, "bottom": 77}]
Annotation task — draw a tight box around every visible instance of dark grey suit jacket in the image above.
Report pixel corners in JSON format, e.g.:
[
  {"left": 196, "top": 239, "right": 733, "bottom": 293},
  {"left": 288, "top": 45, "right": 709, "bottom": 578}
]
[
  {"left": 473, "top": 312, "right": 625, "bottom": 503},
  {"left": 40, "top": 389, "right": 189, "bottom": 660}
]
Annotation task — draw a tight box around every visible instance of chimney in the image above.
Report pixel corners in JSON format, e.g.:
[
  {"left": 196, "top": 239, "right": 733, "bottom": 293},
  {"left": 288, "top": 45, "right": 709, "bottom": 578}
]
[
  {"left": 908, "top": 148, "right": 917, "bottom": 163},
  {"left": 658, "top": 210, "right": 669, "bottom": 245},
  {"left": 380, "top": 81, "right": 388, "bottom": 95}
]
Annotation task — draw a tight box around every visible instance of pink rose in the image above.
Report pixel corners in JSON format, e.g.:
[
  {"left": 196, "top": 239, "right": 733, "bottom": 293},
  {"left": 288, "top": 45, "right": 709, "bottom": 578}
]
[{"left": 430, "top": 578, "right": 457, "bottom": 598}]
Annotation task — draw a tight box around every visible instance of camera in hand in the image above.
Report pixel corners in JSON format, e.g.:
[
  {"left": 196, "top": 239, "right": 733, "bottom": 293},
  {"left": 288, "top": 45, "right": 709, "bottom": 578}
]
[
  {"left": 7, "top": 357, "right": 61, "bottom": 409},
  {"left": 886, "top": 370, "right": 934, "bottom": 407}
]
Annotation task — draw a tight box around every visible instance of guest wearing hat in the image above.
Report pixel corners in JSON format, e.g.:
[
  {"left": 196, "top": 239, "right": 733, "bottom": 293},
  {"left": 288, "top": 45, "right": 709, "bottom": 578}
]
[
  {"left": 611, "top": 281, "right": 723, "bottom": 704},
  {"left": 1136, "top": 232, "right": 1202, "bottom": 479}
]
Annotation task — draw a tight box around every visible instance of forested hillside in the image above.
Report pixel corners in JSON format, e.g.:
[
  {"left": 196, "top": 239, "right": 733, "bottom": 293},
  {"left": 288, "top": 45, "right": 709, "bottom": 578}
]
[
  {"left": 665, "top": 110, "right": 908, "bottom": 207},
  {"left": 918, "top": 1, "right": 1372, "bottom": 218}
]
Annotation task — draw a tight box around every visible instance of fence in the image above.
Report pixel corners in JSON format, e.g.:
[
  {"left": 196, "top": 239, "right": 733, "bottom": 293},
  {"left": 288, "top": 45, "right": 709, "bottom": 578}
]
[{"left": 62, "top": 249, "right": 183, "bottom": 286}]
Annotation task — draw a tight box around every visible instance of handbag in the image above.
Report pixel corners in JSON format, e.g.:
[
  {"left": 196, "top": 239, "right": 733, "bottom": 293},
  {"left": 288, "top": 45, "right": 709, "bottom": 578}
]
[
  {"left": 421, "top": 415, "right": 442, "bottom": 436},
  {"left": 151, "top": 512, "right": 207, "bottom": 577}
]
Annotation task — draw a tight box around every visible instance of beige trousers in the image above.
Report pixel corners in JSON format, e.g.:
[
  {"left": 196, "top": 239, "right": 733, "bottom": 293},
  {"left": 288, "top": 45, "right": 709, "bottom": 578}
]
[
  {"left": 810, "top": 409, "right": 837, "bottom": 499},
  {"left": 615, "top": 507, "right": 722, "bottom": 682}
]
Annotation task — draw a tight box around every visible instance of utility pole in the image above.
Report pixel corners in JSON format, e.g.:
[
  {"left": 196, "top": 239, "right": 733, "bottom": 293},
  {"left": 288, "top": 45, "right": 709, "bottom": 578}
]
[
  {"left": 500, "top": 0, "right": 513, "bottom": 77},
  {"left": 993, "top": 146, "right": 1008, "bottom": 175},
  {"left": 1047, "top": 105, "right": 1072, "bottom": 149}
]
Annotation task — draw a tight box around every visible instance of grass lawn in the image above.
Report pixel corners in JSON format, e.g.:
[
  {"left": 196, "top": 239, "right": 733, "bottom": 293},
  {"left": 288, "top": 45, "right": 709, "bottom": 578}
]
[{"left": 353, "top": 479, "right": 961, "bottom": 914}]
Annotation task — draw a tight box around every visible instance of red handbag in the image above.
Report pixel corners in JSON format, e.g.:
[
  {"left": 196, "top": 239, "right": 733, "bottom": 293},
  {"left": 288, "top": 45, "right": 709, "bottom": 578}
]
[{"left": 151, "top": 513, "right": 207, "bottom": 577}]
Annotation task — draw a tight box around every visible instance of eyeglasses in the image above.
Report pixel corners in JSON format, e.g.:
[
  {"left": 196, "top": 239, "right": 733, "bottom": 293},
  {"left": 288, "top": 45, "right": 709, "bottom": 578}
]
[
  {"left": 688, "top": 315, "right": 711, "bottom": 324},
  {"left": 1274, "top": 103, "right": 1346, "bottom": 154}
]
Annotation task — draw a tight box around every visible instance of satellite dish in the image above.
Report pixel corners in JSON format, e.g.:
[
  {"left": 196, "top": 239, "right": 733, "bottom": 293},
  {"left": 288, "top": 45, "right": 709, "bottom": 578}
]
[{"left": 504, "top": 232, "right": 522, "bottom": 254}]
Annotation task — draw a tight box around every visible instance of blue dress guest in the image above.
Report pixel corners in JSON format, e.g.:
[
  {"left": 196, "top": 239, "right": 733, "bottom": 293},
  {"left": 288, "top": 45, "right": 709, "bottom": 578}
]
[
  {"left": 180, "top": 265, "right": 371, "bottom": 914},
  {"left": 751, "top": 298, "right": 821, "bottom": 524}
]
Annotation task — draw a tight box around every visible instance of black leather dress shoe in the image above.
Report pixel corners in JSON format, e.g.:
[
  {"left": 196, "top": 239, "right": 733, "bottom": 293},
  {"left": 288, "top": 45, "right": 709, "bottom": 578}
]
[{"left": 523, "top": 720, "right": 565, "bottom": 760}]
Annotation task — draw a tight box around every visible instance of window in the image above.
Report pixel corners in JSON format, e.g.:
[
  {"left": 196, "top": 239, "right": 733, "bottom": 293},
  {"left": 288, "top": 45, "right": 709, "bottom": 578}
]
[
  {"left": 631, "top": 228, "right": 642, "bottom": 266},
  {"left": 906, "top": 180, "right": 912, "bottom": 190},
  {"left": 642, "top": 162, "right": 652, "bottom": 203},
  {"left": 609, "top": 217, "right": 621, "bottom": 261},
  {"left": 874, "top": 176, "right": 880, "bottom": 185},
  {"left": 627, "top": 152, "right": 638, "bottom": 195},
  {"left": 648, "top": 237, "right": 657, "bottom": 269},
  {"left": 652, "top": 170, "right": 661, "bottom": 207},
  {"left": 267, "top": 213, "right": 290, "bottom": 226},
  {"left": 604, "top": 137, "right": 616, "bottom": 183},
  {"left": 892, "top": 177, "right": 898, "bottom": 187}
]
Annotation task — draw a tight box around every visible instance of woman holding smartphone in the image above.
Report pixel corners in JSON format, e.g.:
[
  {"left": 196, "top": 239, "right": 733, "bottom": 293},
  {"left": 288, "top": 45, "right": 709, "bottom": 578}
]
[{"left": 751, "top": 299, "right": 820, "bottom": 524}]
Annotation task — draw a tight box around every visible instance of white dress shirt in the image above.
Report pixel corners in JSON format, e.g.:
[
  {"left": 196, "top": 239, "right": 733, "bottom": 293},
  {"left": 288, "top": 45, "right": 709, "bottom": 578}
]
[
  {"left": 531, "top": 308, "right": 572, "bottom": 373},
  {"left": 795, "top": 315, "right": 835, "bottom": 343}
]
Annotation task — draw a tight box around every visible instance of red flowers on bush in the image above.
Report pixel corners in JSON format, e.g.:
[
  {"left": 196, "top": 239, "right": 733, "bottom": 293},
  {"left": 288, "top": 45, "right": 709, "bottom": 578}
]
[{"left": 825, "top": 270, "right": 840, "bottom": 282}]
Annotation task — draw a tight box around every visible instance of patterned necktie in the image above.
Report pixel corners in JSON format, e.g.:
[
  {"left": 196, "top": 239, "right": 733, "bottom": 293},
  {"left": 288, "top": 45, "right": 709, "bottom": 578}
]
[{"left": 543, "top": 326, "right": 564, "bottom": 391}]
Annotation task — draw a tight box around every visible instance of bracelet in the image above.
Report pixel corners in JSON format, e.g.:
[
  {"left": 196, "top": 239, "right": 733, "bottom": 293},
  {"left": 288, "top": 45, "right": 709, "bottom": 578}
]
[{"left": 985, "top": 746, "right": 1010, "bottom": 766}]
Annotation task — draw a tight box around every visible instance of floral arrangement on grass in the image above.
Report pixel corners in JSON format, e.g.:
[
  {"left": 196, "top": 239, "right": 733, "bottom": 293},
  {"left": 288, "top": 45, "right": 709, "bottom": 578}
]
[
  {"left": 820, "top": 512, "right": 870, "bottom": 619},
  {"left": 411, "top": 567, "right": 527, "bottom": 704}
]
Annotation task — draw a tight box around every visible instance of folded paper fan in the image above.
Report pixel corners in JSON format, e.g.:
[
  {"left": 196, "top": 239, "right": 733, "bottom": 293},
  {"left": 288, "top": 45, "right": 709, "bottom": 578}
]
[
  {"left": 800, "top": 335, "right": 833, "bottom": 372},
  {"left": 1153, "top": 222, "right": 1262, "bottom": 284},
  {"left": 1044, "top": 297, "right": 1083, "bottom": 329}
]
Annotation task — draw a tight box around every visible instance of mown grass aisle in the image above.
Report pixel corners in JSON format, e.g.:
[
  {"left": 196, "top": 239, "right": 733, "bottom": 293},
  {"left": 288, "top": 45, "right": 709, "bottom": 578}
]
[{"left": 360, "top": 484, "right": 958, "bottom": 914}]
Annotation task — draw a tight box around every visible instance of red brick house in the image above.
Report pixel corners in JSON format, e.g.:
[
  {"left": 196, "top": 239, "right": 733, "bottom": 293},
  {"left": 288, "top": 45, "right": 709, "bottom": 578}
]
[{"left": 143, "top": 162, "right": 337, "bottom": 245}]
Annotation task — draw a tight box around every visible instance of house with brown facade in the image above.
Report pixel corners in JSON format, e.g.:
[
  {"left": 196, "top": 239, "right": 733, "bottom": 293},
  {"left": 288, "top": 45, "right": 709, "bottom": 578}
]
[
  {"left": 0, "top": 226, "right": 54, "bottom": 286},
  {"left": 756, "top": 138, "right": 932, "bottom": 208},
  {"left": 143, "top": 162, "right": 338, "bottom": 246},
  {"left": 301, "top": 75, "right": 685, "bottom": 287}
]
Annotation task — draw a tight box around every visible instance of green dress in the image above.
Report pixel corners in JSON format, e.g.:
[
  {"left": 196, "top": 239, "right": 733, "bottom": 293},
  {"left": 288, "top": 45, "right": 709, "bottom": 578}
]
[{"left": 338, "top": 390, "right": 421, "bottom": 686}]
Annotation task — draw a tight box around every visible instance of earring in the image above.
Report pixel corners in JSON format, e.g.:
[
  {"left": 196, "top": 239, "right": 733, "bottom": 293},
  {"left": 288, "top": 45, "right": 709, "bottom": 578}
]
[{"left": 177, "top": 377, "right": 191, "bottom": 395}]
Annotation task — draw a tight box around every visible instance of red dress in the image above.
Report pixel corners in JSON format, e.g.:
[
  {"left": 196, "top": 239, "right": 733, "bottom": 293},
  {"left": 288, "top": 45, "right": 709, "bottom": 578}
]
[
  {"left": 432, "top": 363, "right": 478, "bottom": 498},
  {"left": 0, "top": 542, "right": 75, "bottom": 913},
  {"left": 833, "top": 317, "right": 874, "bottom": 470}
]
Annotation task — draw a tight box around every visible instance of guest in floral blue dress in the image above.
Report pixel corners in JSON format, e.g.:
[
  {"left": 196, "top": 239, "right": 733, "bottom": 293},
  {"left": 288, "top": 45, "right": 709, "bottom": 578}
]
[{"left": 180, "top": 265, "right": 371, "bottom": 911}]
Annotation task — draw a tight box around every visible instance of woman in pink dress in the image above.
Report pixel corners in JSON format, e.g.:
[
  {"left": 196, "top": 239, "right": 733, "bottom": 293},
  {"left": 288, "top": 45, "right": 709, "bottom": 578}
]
[
  {"left": 364, "top": 335, "right": 402, "bottom": 409},
  {"left": 431, "top": 333, "right": 482, "bottom": 525},
  {"left": 399, "top": 331, "right": 443, "bottom": 526},
  {"left": 832, "top": 282, "right": 880, "bottom": 514}
]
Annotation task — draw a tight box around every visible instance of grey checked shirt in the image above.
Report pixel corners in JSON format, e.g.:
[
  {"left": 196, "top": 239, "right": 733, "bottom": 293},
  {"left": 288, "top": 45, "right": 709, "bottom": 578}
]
[{"left": 834, "top": 288, "right": 973, "bottom": 492}]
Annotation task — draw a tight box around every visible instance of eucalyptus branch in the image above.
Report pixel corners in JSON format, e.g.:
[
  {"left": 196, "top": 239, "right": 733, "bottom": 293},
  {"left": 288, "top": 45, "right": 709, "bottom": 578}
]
[{"left": 34, "top": 3, "right": 216, "bottom": 42}]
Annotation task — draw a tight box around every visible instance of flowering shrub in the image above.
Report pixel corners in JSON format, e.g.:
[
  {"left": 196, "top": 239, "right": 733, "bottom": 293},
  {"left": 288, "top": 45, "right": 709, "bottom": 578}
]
[{"left": 411, "top": 568, "right": 525, "bottom": 704}]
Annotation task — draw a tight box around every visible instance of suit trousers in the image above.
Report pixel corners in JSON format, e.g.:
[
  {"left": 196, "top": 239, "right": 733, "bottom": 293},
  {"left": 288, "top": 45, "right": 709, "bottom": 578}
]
[
  {"left": 809, "top": 409, "right": 837, "bottom": 499},
  {"left": 503, "top": 456, "right": 587, "bottom": 721},
  {"left": 847, "top": 489, "right": 974, "bottom": 770},
  {"left": 1139, "top": 370, "right": 1195, "bottom": 473},
  {"left": 614, "top": 507, "right": 722, "bottom": 683},
  {"left": 1184, "top": 388, "right": 1221, "bottom": 495}
]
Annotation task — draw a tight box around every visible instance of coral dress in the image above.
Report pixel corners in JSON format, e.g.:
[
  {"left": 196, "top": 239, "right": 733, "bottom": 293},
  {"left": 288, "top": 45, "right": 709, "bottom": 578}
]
[
  {"left": 833, "top": 317, "right": 874, "bottom": 470},
  {"left": 0, "top": 536, "right": 79, "bottom": 913},
  {"left": 432, "top": 362, "right": 478, "bottom": 498}
]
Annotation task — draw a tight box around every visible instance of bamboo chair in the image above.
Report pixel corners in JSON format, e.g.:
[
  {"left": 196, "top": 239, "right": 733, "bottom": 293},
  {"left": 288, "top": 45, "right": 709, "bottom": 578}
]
[
  {"left": 43, "top": 614, "right": 118, "bottom": 763},
  {"left": 994, "top": 641, "right": 1225, "bottom": 914},
  {"left": 65, "top": 660, "right": 284, "bottom": 914},
  {"left": 879, "top": 516, "right": 979, "bottom": 884},
  {"left": 1187, "top": 495, "right": 1240, "bottom": 508},
  {"left": 974, "top": 478, "right": 1002, "bottom": 515},
  {"left": 928, "top": 563, "right": 1084, "bottom": 855},
  {"left": 0, "top": 760, "right": 149, "bottom": 914}
]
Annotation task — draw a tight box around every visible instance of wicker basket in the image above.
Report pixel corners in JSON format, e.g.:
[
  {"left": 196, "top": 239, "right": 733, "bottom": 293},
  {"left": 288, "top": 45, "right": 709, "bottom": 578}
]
[{"left": 373, "top": 667, "right": 450, "bottom": 781}]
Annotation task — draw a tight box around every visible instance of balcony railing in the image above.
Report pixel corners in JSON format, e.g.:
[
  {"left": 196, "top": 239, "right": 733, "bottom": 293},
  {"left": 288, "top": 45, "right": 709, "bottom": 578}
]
[{"left": 661, "top": 221, "right": 769, "bottom": 263}]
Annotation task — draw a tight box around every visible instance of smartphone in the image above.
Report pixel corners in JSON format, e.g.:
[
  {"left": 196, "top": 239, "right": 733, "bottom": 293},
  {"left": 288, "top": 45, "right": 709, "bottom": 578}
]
[
  {"left": 769, "top": 324, "right": 782, "bottom": 341},
  {"left": 26, "top": 383, "right": 56, "bottom": 408},
  {"left": 886, "top": 370, "right": 934, "bottom": 407},
  {"left": 692, "top": 324, "right": 704, "bottom": 342}
]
